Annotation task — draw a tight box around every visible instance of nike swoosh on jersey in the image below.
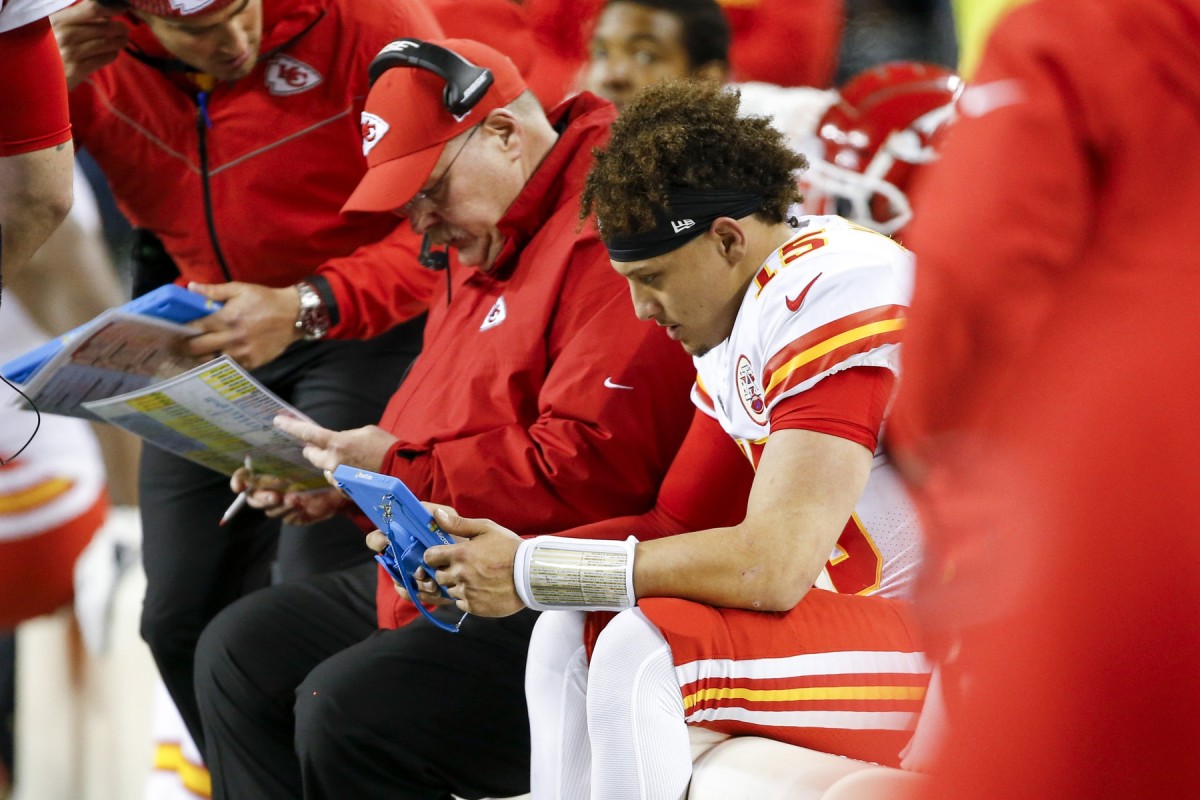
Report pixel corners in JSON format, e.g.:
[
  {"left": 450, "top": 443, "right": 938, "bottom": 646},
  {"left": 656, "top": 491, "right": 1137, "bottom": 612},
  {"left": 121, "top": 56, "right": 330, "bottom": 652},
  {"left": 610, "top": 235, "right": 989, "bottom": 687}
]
[
  {"left": 785, "top": 272, "right": 823, "bottom": 313},
  {"left": 604, "top": 377, "right": 635, "bottom": 390}
]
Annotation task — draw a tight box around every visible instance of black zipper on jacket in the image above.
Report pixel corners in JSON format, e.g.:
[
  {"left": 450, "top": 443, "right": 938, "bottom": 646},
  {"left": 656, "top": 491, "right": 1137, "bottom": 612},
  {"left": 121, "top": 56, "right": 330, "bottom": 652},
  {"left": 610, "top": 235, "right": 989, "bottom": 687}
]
[
  {"left": 195, "top": 90, "right": 233, "bottom": 282},
  {"left": 125, "top": 9, "right": 329, "bottom": 284}
]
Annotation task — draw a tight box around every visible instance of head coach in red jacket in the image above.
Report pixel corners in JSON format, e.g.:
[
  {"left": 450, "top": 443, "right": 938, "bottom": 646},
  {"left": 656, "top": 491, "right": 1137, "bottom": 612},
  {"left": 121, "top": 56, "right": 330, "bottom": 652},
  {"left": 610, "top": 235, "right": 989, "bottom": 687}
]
[{"left": 192, "top": 38, "right": 697, "bottom": 800}]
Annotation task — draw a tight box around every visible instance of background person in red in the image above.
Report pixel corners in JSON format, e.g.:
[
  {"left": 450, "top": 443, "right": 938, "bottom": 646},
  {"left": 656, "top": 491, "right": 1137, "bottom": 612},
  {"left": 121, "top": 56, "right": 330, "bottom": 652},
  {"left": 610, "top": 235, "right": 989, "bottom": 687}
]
[
  {"left": 50, "top": 0, "right": 441, "bottom": 751},
  {"left": 191, "top": 39, "right": 696, "bottom": 800},
  {"left": 889, "top": 0, "right": 1200, "bottom": 795},
  {"left": 526, "top": 0, "right": 843, "bottom": 91},
  {"left": 582, "top": 0, "right": 731, "bottom": 111},
  {"left": 0, "top": 0, "right": 75, "bottom": 288}
]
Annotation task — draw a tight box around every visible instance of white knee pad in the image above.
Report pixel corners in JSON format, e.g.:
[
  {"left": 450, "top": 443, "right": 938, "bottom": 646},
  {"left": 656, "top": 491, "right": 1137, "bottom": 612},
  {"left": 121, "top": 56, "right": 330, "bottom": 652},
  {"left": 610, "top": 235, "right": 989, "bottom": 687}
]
[
  {"left": 587, "top": 608, "right": 691, "bottom": 800},
  {"left": 526, "top": 610, "right": 591, "bottom": 800}
]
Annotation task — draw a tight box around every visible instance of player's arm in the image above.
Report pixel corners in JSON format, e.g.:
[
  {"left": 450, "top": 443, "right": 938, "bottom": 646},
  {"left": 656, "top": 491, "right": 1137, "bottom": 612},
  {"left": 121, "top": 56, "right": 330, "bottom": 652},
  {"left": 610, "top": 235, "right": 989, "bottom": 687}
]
[
  {"left": 427, "top": 367, "right": 889, "bottom": 615},
  {"left": 637, "top": 365, "right": 890, "bottom": 609},
  {"left": 634, "top": 425, "right": 870, "bottom": 610},
  {"left": 556, "top": 407, "right": 754, "bottom": 543},
  {"left": 425, "top": 425, "right": 869, "bottom": 614},
  {"left": 403, "top": 406, "right": 751, "bottom": 610},
  {"left": 0, "top": 18, "right": 75, "bottom": 279}
]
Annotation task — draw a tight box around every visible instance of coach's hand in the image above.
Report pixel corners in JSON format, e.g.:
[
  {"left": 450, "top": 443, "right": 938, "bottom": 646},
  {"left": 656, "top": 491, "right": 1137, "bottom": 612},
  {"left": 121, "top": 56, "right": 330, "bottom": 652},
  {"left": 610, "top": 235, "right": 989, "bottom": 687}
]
[
  {"left": 230, "top": 466, "right": 347, "bottom": 526},
  {"left": 53, "top": 0, "right": 129, "bottom": 91},
  {"left": 273, "top": 415, "right": 397, "bottom": 474},
  {"left": 185, "top": 281, "right": 303, "bottom": 370}
]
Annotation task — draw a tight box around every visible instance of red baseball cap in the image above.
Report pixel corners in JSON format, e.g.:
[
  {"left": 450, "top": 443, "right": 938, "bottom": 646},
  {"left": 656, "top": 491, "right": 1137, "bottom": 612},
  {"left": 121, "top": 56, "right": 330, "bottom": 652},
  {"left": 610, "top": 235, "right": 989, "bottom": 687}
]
[
  {"left": 342, "top": 38, "right": 528, "bottom": 214},
  {"left": 121, "top": 0, "right": 240, "bottom": 17}
]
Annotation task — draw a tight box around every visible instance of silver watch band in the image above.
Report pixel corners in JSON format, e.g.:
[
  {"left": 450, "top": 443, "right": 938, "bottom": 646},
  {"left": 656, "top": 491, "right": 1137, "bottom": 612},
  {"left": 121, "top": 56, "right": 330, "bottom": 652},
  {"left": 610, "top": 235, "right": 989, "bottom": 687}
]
[{"left": 294, "top": 280, "right": 330, "bottom": 340}]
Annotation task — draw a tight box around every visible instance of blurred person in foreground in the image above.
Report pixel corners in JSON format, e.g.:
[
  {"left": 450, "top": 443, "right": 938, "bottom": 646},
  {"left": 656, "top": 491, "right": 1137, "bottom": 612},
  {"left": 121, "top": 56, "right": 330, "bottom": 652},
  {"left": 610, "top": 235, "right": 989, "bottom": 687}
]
[
  {"left": 888, "top": 0, "right": 1200, "bottom": 795},
  {"left": 192, "top": 38, "right": 695, "bottom": 800},
  {"left": 50, "top": 0, "right": 441, "bottom": 748},
  {"left": 412, "top": 79, "right": 929, "bottom": 798},
  {"left": 0, "top": 279, "right": 109, "bottom": 795}
]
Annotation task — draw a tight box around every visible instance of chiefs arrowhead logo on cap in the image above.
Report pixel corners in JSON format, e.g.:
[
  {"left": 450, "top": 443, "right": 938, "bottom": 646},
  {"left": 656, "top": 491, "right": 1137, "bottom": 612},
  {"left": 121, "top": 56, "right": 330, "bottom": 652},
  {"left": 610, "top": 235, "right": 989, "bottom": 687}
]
[{"left": 361, "top": 112, "right": 390, "bottom": 157}]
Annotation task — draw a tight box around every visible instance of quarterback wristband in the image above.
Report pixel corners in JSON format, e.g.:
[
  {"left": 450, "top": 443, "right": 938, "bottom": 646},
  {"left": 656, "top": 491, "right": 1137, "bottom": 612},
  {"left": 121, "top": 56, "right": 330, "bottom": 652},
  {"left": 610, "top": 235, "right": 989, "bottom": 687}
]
[{"left": 514, "top": 536, "right": 637, "bottom": 611}]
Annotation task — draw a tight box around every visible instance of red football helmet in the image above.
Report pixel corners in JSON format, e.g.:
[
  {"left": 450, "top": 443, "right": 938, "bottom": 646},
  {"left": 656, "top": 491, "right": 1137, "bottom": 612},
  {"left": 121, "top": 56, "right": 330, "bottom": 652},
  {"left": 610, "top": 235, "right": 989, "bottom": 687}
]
[{"left": 801, "top": 61, "right": 962, "bottom": 238}]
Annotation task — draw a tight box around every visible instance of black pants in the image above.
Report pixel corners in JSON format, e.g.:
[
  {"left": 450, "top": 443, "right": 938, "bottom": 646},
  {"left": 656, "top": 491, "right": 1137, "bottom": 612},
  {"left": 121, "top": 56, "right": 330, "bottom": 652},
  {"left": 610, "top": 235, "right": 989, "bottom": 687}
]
[
  {"left": 195, "top": 563, "right": 539, "bottom": 800},
  {"left": 139, "top": 317, "right": 424, "bottom": 750}
]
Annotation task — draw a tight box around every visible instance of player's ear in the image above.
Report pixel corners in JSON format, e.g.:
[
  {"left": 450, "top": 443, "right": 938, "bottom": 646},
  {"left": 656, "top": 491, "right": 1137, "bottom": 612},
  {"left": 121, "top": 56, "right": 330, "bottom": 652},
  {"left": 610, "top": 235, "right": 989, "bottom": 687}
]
[{"left": 710, "top": 217, "right": 747, "bottom": 266}]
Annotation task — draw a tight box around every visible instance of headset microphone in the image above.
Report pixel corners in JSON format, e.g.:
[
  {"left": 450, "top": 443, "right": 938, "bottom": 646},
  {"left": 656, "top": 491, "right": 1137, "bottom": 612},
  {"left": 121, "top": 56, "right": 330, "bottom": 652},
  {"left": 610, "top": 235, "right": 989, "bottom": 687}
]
[{"left": 418, "top": 233, "right": 450, "bottom": 271}]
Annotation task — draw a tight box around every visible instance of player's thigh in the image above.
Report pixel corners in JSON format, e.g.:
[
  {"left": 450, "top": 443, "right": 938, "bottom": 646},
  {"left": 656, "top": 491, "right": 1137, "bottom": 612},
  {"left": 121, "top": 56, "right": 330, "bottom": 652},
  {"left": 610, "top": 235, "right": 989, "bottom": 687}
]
[{"left": 637, "top": 592, "right": 928, "bottom": 766}]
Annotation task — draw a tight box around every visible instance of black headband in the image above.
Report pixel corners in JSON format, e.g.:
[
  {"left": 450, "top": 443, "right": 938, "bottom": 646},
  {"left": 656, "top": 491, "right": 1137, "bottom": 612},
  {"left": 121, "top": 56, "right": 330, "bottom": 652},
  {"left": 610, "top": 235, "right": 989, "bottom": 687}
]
[{"left": 602, "top": 188, "right": 766, "bottom": 262}]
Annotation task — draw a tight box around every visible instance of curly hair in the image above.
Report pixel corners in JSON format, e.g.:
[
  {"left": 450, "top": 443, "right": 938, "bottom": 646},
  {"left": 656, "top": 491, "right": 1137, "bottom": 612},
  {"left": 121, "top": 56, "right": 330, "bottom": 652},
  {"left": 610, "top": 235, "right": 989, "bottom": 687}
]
[{"left": 582, "top": 80, "right": 806, "bottom": 238}]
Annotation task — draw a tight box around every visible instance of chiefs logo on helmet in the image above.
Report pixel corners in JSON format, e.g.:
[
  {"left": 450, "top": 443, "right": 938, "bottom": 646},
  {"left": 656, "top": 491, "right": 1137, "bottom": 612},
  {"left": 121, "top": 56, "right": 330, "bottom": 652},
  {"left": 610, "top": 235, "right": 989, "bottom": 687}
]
[{"left": 802, "top": 61, "right": 962, "bottom": 240}]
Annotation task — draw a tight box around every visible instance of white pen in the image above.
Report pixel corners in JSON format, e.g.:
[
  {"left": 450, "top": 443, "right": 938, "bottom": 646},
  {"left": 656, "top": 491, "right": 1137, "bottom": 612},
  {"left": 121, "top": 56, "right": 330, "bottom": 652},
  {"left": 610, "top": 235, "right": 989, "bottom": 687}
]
[{"left": 219, "top": 455, "right": 254, "bottom": 527}]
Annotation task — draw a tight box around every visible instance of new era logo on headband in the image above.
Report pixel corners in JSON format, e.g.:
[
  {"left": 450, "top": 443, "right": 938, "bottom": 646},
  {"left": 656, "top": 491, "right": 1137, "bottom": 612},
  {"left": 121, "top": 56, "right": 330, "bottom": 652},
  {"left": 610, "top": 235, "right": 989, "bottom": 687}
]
[{"left": 604, "top": 189, "right": 765, "bottom": 263}]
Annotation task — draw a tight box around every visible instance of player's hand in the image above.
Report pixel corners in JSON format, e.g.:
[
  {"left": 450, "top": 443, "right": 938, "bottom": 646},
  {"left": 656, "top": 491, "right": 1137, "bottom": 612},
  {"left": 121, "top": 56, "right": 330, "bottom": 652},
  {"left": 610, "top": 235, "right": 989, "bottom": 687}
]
[
  {"left": 364, "top": 530, "right": 455, "bottom": 606},
  {"left": 183, "top": 281, "right": 304, "bottom": 370},
  {"left": 422, "top": 504, "right": 525, "bottom": 617},
  {"left": 52, "top": 1, "right": 130, "bottom": 92},
  {"left": 230, "top": 466, "right": 347, "bottom": 525},
  {"left": 272, "top": 416, "right": 397, "bottom": 473}
]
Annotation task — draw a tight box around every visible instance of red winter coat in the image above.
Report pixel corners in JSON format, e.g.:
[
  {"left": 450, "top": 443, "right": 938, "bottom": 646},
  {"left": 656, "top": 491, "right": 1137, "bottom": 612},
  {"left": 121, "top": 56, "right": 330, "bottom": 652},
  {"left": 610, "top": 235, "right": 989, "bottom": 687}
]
[
  {"left": 373, "top": 93, "right": 697, "bottom": 628},
  {"left": 69, "top": 0, "right": 441, "bottom": 324}
]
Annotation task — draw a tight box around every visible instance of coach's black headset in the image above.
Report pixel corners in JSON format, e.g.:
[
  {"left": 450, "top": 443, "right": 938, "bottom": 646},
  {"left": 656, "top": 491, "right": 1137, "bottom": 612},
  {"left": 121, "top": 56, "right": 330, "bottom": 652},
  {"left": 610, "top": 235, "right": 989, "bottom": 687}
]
[{"left": 368, "top": 39, "right": 495, "bottom": 271}]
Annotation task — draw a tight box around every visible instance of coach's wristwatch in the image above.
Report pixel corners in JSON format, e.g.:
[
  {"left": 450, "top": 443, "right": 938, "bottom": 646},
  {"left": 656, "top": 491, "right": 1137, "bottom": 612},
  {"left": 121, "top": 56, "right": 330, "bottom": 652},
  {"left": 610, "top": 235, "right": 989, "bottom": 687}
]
[{"left": 294, "top": 280, "right": 331, "bottom": 340}]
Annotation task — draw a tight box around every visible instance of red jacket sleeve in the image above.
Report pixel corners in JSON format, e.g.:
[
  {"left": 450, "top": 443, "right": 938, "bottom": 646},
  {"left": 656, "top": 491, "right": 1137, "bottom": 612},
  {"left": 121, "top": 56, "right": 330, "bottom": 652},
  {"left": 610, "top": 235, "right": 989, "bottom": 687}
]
[
  {"left": 316, "top": 224, "right": 440, "bottom": 338},
  {"left": 379, "top": 287, "right": 697, "bottom": 534},
  {"left": 556, "top": 406, "right": 755, "bottom": 541}
]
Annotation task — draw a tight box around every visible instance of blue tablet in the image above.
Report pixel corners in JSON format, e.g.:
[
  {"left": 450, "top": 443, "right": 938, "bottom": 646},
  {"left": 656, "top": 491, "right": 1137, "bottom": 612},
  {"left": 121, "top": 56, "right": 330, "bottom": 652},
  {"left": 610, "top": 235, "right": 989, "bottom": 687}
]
[{"left": 332, "top": 465, "right": 461, "bottom": 633}]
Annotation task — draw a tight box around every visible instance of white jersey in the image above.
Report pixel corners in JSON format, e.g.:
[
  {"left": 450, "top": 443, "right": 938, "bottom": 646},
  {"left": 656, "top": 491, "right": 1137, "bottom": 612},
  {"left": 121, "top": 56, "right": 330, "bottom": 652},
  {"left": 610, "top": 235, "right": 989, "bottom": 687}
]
[
  {"left": 0, "top": 0, "right": 74, "bottom": 32},
  {"left": 691, "top": 215, "right": 921, "bottom": 598}
]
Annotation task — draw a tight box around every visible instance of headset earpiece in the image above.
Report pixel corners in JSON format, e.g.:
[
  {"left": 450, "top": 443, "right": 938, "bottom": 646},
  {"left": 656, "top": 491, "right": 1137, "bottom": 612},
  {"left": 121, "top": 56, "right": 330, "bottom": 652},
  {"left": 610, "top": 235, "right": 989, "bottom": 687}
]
[
  {"left": 367, "top": 39, "right": 492, "bottom": 273},
  {"left": 368, "top": 39, "right": 494, "bottom": 118}
]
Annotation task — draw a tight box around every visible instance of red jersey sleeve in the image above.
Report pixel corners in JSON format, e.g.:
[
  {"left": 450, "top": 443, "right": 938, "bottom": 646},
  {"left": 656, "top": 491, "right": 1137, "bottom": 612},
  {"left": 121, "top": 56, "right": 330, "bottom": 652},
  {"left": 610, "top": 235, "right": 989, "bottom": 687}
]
[
  {"left": 558, "top": 407, "right": 755, "bottom": 541},
  {"left": 0, "top": 18, "right": 70, "bottom": 156},
  {"left": 769, "top": 366, "right": 893, "bottom": 452}
]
